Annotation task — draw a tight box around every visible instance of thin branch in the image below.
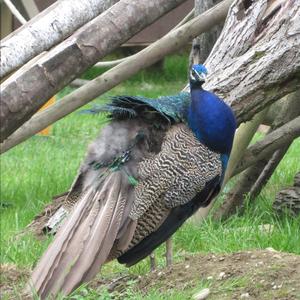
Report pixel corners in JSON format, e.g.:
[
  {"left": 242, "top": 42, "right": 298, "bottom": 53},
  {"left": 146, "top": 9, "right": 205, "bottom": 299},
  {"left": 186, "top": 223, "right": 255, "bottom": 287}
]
[
  {"left": 3, "top": 0, "right": 27, "bottom": 24},
  {"left": 233, "top": 116, "right": 300, "bottom": 177},
  {"left": 249, "top": 145, "right": 291, "bottom": 198}
]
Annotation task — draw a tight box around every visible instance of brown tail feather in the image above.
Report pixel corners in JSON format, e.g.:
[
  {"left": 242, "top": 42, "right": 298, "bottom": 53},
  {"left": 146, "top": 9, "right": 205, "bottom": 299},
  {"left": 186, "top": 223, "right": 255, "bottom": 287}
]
[{"left": 27, "top": 171, "right": 133, "bottom": 298}]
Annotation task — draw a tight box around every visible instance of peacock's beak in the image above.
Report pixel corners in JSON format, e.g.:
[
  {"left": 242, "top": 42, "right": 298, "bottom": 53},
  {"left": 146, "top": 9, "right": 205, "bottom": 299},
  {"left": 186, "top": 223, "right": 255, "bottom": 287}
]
[{"left": 200, "top": 73, "right": 207, "bottom": 82}]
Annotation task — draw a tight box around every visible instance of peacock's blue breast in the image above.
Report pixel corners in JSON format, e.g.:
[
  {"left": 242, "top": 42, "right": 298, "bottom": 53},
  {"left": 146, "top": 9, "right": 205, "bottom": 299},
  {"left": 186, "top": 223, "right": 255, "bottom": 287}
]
[{"left": 188, "top": 89, "right": 236, "bottom": 156}]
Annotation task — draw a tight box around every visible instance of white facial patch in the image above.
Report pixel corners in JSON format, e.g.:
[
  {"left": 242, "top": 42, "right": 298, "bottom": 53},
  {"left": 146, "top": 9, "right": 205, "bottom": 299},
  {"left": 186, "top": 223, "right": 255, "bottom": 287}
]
[{"left": 190, "top": 72, "right": 196, "bottom": 81}]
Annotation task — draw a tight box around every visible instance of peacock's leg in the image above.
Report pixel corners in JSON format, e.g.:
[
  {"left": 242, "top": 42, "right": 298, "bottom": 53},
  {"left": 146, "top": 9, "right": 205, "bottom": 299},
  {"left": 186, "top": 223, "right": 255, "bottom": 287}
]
[
  {"left": 149, "top": 252, "right": 156, "bottom": 271},
  {"left": 149, "top": 238, "right": 172, "bottom": 272},
  {"left": 165, "top": 238, "right": 173, "bottom": 267}
]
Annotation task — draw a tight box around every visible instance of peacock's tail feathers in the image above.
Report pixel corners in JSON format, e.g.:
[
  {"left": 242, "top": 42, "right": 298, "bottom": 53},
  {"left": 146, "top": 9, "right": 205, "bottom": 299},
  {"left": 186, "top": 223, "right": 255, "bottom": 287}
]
[
  {"left": 43, "top": 167, "right": 90, "bottom": 234},
  {"left": 27, "top": 119, "right": 166, "bottom": 298},
  {"left": 79, "top": 92, "right": 191, "bottom": 123},
  {"left": 28, "top": 171, "right": 133, "bottom": 298}
]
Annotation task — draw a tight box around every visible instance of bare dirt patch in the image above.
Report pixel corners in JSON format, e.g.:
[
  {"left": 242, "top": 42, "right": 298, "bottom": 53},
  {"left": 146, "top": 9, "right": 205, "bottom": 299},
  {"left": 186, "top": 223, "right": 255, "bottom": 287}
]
[
  {"left": 0, "top": 264, "right": 29, "bottom": 298},
  {"left": 136, "top": 249, "right": 300, "bottom": 299},
  {"left": 1, "top": 249, "right": 300, "bottom": 299}
]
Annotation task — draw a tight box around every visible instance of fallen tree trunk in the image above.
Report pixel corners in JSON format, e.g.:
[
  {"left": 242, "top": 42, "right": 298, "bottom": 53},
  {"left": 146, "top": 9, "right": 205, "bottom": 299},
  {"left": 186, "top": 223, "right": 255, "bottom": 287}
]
[
  {"left": 0, "top": 0, "right": 234, "bottom": 153},
  {"left": 0, "top": 0, "right": 187, "bottom": 142},
  {"left": 233, "top": 116, "right": 300, "bottom": 177},
  {"left": 0, "top": 0, "right": 120, "bottom": 78}
]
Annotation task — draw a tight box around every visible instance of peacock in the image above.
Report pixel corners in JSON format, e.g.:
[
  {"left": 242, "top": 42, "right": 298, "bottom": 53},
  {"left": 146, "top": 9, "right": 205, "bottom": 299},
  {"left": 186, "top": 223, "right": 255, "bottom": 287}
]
[{"left": 27, "top": 64, "right": 236, "bottom": 299}]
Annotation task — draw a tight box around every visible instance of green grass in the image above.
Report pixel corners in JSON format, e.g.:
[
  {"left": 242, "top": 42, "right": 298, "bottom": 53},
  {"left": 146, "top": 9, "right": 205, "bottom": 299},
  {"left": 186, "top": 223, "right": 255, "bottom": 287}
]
[
  {"left": 81, "top": 54, "right": 189, "bottom": 83},
  {"left": 1, "top": 54, "right": 300, "bottom": 299}
]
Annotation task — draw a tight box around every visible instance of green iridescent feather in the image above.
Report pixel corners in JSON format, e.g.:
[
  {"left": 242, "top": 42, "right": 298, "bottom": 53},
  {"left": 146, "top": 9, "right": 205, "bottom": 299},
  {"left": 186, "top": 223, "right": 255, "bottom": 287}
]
[{"left": 80, "top": 92, "right": 191, "bottom": 124}]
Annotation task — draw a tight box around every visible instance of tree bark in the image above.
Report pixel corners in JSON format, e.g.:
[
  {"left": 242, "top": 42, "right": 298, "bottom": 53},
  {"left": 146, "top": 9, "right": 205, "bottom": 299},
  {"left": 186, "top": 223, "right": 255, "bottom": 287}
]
[
  {"left": 190, "top": 0, "right": 222, "bottom": 65},
  {"left": 0, "top": 0, "right": 234, "bottom": 153},
  {"left": 203, "top": 0, "right": 300, "bottom": 124},
  {"left": 0, "top": 0, "right": 187, "bottom": 142},
  {"left": 233, "top": 116, "right": 300, "bottom": 177},
  {"left": 264, "top": 97, "right": 292, "bottom": 126},
  {"left": 0, "top": 0, "right": 120, "bottom": 78}
]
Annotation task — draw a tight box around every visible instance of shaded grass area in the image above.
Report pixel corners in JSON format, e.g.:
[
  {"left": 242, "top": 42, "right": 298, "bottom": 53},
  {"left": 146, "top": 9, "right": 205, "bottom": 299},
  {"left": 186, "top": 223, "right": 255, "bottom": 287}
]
[{"left": 1, "top": 55, "right": 300, "bottom": 299}]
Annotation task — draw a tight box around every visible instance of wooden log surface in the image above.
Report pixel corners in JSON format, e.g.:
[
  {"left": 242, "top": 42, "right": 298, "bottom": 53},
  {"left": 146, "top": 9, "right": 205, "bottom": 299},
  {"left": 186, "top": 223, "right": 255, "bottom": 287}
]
[{"left": 273, "top": 172, "right": 300, "bottom": 216}]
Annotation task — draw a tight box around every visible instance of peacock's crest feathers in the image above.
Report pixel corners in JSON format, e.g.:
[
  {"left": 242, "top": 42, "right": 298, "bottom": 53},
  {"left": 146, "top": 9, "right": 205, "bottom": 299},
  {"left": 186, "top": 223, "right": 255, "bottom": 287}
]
[{"left": 81, "top": 92, "right": 191, "bottom": 123}]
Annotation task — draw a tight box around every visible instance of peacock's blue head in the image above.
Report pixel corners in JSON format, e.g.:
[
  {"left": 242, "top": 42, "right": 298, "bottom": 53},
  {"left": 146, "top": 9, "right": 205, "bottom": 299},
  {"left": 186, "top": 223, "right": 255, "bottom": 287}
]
[{"left": 190, "top": 64, "right": 208, "bottom": 87}]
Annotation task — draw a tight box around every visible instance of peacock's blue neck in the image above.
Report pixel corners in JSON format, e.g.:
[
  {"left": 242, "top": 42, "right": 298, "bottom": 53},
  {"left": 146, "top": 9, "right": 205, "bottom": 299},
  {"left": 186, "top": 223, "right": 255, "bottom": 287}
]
[
  {"left": 220, "top": 154, "right": 229, "bottom": 181},
  {"left": 187, "top": 85, "right": 236, "bottom": 175}
]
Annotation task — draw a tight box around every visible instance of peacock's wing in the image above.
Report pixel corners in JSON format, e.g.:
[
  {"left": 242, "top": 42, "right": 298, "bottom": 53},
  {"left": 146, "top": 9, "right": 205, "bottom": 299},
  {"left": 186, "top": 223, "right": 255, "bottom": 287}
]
[
  {"left": 118, "top": 124, "right": 222, "bottom": 266},
  {"left": 81, "top": 92, "right": 191, "bottom": 123}
]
